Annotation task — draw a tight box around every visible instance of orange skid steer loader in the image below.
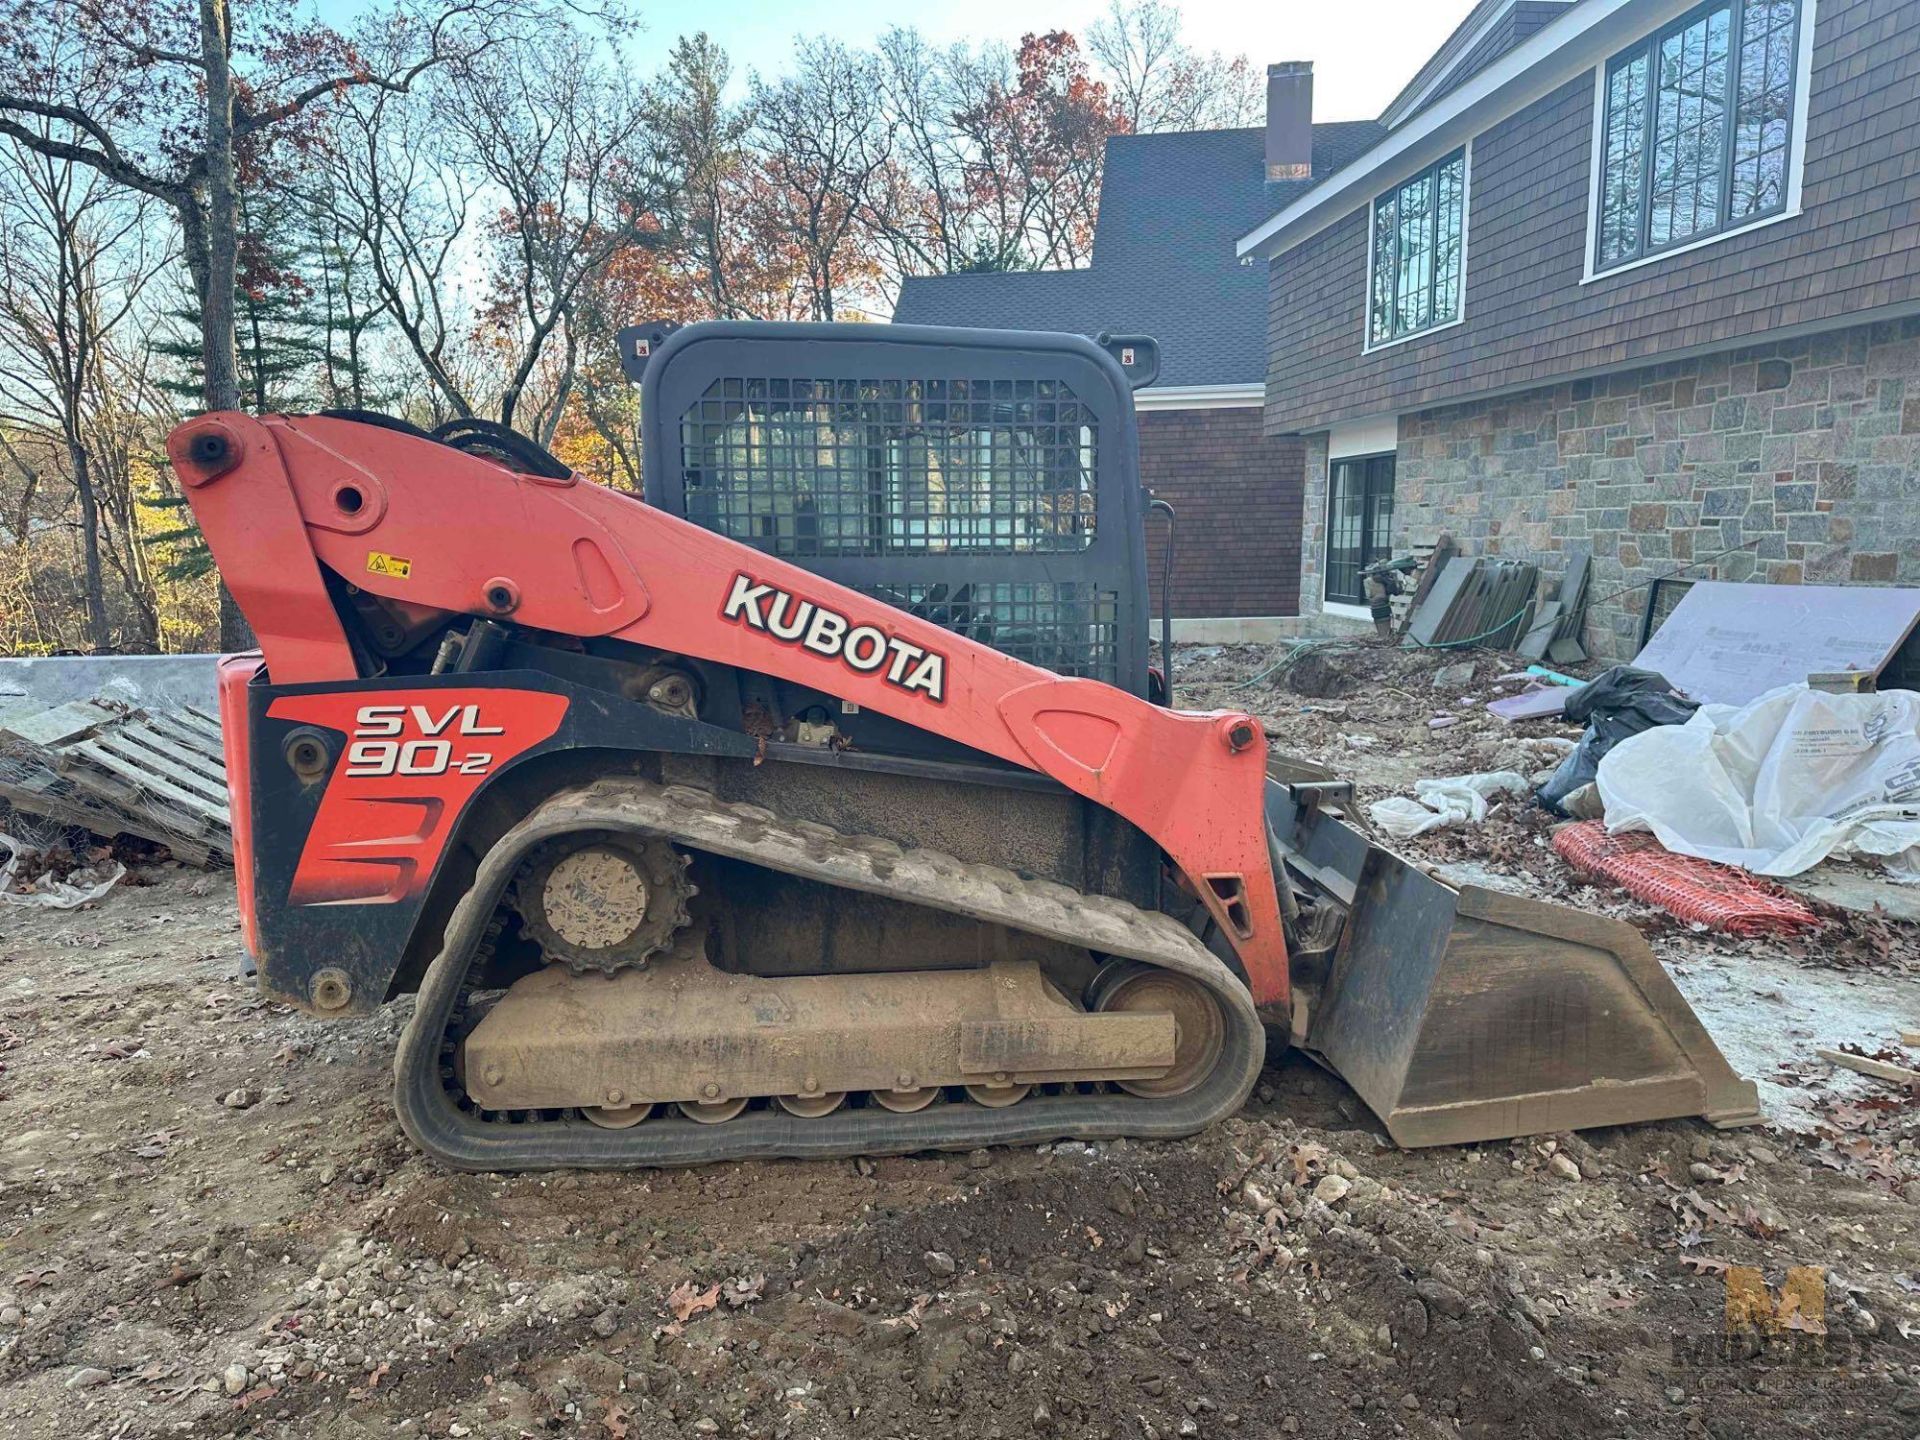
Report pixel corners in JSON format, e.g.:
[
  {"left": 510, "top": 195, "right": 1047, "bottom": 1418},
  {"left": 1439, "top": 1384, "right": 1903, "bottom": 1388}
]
[{"left": 167, "top": 321, "right": 1758, "bottom": 1169}]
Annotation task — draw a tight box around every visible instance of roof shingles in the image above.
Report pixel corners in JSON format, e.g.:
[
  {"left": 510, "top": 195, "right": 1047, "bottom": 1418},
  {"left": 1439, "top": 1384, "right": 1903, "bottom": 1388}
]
[{"left": 892, "top": 121, "right": 1384, "bottom": 389}]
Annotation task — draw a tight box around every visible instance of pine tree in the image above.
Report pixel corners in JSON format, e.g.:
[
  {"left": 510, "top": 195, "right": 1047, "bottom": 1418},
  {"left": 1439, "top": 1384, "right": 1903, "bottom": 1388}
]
[
  {"left": 150, "top": 190, "right": 330, "bottom": 583},
  {"left": 156, "top": 189, "right": 327, "bottom": 414}
]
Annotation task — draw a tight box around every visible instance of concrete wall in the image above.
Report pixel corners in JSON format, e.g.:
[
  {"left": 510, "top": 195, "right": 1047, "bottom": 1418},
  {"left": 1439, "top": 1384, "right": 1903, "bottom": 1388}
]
[{"left": 1376, "top": 315, "right": 1920, "bottom": 659}]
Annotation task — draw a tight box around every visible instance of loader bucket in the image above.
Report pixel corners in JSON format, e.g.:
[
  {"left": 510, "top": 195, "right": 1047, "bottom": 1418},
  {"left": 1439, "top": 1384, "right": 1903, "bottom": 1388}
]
[{"left": 1269, "top": 784, "right": 1762, "bottom": 1147}]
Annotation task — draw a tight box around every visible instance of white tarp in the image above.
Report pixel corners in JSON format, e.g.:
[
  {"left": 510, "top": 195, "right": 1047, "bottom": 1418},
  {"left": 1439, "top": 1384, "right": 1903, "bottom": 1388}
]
[
  {"left": 1369, "top": 771, "right": 1530, "bottom": 840},
  {"left": 1596, "top": 685, "right": 1920, "bottom": 878},
  {"left": 0, "top": 831, "right": 124, "bottom": 908}
]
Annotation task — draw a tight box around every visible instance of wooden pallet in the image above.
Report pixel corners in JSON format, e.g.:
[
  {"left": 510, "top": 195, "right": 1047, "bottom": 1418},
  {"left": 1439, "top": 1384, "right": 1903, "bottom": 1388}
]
[{"left": 0, "top": 699, "right": 229, "bottom": 865}]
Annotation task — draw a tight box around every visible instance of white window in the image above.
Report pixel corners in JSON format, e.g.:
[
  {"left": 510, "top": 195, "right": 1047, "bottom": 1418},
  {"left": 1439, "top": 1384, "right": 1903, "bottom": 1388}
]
[
  {"left": 1592, "top": 0, "right": 1808, "bottom": 274},
  {"left": 1366, "top": 147, "right": 1467, "bottom": 349}
]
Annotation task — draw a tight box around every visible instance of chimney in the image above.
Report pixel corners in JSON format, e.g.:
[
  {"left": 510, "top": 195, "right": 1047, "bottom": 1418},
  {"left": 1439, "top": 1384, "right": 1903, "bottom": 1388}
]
[{"left": 1265, "top": 62, "right": 1314, "bottom": 182}]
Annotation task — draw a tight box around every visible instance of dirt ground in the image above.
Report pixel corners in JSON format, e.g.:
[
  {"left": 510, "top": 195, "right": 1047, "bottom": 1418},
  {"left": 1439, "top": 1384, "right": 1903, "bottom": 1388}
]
[{"left": 5, "top": 639, "right": 1920, "bottom": 1440}]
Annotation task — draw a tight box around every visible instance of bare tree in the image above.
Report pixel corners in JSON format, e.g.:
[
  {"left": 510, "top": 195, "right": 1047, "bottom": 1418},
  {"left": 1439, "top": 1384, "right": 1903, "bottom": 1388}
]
[
  {"left": 862, "top": 30, "right": 1030, "bottom": 283},
  {"left": 1087, "top": 0, "right": 1262, "bottom": 133},
  {"left": 311, "top": 79, "right": 483, "bottom": 422},
  {"left": 448, "top": 25, "right": 669, "bottom": 443},
  {"left": 751, "top": 39, "right": 892, "bottom": 320},
  {"left": 0, "top": 125, "right": 166, "bottom": 650},
  {"left": 308, "top": 203, "right": 386, "bottom": 412}
]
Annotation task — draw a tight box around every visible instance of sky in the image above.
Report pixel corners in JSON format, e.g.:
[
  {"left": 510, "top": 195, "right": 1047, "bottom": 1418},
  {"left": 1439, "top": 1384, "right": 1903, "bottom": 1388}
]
[
  {"left": 619, "top": 0, "right": 1480, "bottom": 119},
  {"left": 315, "top": 0, "right": 1486, "bottom": 123}
]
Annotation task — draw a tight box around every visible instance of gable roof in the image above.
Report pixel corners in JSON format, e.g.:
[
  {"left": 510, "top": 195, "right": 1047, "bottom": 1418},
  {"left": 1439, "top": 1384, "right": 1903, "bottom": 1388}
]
[
  {"left": 1378, "top": 0, "right": 1574, "bottom": 128},
  {"left": 892, "top": 121, "right": 1384, "bottom": 391},
  {"left": 1237, "top": 0, "right": 1683, "bottom": 263}
]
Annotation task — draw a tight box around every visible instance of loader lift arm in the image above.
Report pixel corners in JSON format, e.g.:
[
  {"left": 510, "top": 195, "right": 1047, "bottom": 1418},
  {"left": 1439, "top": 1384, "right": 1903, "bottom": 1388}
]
[{"left": 166, "top": 408, "right": 1291, "bottom": 1007}]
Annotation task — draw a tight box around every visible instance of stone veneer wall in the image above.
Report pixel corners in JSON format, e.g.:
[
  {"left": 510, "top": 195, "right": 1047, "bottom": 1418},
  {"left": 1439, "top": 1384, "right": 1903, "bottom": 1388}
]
[{"left": 1296, "top": 316, "right": 1920, "bottom": 658}]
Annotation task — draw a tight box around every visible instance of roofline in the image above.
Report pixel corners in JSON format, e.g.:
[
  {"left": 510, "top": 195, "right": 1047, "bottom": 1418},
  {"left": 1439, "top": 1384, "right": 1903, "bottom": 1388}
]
[
  {"left": 896, "top": 268, "right": 1093, "bottom": 290},
  {"left": 1236, "top": 0, "right": 1695, "bottom": 263},
  {"left": 1379, "top": 0, "right": 1531, "bottom": 130},
  {"left": 1133, "top": 383, "right": 1265, "bottom": 411}
]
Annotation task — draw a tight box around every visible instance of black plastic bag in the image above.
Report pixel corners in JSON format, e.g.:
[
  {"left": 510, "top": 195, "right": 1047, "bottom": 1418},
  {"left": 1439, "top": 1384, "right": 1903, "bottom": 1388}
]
[{"left": 1537, "top": 666, "right": 1699, "bottom": 814}]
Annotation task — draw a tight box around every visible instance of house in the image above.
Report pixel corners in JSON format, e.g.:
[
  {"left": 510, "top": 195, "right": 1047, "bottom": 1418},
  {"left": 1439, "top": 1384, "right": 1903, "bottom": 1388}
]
[
  {"left": 893, "top": 74, "right": 1384, "bottom": 640},
  {"left": 1238, "top": 0, "right": 1920, "bottom": 657}
]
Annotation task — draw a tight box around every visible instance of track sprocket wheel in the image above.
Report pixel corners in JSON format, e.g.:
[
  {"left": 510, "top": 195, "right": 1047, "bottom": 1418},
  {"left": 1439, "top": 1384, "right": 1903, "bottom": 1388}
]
[{"left": 514, "top": 836, "right": 693, "bottom": 975}]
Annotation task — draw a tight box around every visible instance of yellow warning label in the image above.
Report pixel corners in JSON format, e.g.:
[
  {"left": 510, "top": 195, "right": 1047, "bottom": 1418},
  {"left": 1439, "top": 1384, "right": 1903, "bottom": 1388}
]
[{"left": 366, "top": 551, "right": 413, "bottom": 580}]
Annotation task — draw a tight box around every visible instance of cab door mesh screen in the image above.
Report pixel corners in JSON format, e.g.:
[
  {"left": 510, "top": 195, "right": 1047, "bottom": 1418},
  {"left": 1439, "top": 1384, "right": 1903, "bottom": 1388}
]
[{"left": 679, "top": 376, "right": 1097, "bottom": 558}]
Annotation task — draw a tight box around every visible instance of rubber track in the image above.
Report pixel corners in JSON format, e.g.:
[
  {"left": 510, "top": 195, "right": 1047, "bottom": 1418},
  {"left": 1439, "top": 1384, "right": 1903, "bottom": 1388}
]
[{"left": 394, "top": 777, "right": 1266, "bottom": 1170}]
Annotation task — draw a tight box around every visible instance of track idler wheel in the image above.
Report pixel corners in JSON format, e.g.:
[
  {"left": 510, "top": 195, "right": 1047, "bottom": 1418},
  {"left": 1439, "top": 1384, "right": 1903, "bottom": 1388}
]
[
  {"left": 516, "top": 836, "right": 693, "bottom": 975},
  {"left": 1086, "top": 961, "right": 1226, "bottom": 1098}
]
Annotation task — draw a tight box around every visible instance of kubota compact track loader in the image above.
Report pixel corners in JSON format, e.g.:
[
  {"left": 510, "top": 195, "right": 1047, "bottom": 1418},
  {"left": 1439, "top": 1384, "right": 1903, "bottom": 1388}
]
[{"left": 168, "top": 321, "right": 1760, "bottom": 1170}]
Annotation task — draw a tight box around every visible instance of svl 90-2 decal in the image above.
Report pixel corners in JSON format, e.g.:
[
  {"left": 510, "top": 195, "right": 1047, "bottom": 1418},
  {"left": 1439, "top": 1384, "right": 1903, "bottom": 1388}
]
[
  {"left": 266, "top": 689, "right": 568, "bottom": 905},
  {"left": 345, "top": 703, "right": 506, "bottom": 777}
]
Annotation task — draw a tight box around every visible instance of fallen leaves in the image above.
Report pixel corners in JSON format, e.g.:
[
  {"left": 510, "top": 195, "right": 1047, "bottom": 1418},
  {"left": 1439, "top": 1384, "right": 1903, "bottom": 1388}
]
[
  {"left": 346, "top": 1361, "right": 391, "bottom": 1401},
  {"left": 157, "top": 1262, "right": 204, "bottom": 1290},
  {"left": 12, "top": 1264, "right": 60, "bottom": 1290},
  {"left": 1679, "top": 1255, "right": 1733, "bottom": 1275},
  {"left": 657, "top": 1272, "right": 766, "bottom": 1339},
  {"left": 1286, "top": 1142, "right": 1329, "bottom": 1187},
  {"left": 131, "top": 1127, "right": 184, "bottom": 1160},
  {"left": 1805, "top": 1085, "right": 1917, "bottom": 1192},
  {"left": 664, "top": 1279, "right": 720, "bottom": 1324},
  {"left": 231, "top": 1383, "right": 281, "bottom": 1411}
]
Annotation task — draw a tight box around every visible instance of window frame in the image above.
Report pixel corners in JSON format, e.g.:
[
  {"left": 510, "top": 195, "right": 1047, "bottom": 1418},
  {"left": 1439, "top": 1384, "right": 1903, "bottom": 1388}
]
[
  {"left": 1362, "top": 144, "right": 1472, "bottom": 354},
  {"left": 1586, "top": 0, "right": 1814, "bottom": 280},
  {"left": 1322, "top": 451, "right": 1398, "bottom": 609}
]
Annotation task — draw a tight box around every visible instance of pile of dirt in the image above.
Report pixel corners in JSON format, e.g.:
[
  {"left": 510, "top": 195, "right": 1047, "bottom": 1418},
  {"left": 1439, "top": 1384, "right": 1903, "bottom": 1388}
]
[
  {"left": 6, "top": 640, "right": 1920, "bottom": 1438},
  {"left": 3, "top": 870, "right": 1919, "bottom": 1440}
]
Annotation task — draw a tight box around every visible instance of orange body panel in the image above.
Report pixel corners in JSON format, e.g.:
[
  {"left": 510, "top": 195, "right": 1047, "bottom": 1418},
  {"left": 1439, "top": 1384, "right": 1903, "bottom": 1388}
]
[{"left": 169, "top": 413, "right": 1290, "bottom": 1006}]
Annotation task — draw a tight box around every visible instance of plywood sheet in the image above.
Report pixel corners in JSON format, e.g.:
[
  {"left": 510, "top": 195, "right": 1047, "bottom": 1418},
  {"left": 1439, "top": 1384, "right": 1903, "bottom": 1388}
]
[{"left": 1634, "top": 582, "right": 1920, "bottom": 706}]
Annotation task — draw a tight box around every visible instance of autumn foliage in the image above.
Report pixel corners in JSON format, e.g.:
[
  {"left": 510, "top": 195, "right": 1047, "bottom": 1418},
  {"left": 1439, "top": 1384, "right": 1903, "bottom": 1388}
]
[{"left": 0, "top": 0, "right": 1259, "bottom": 653}]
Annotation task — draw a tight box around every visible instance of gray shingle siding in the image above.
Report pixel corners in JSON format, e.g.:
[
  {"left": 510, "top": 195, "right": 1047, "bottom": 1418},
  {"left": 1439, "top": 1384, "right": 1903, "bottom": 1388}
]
[{"left": 1262, "top": 0, "right": 1920, "bottom": 433}]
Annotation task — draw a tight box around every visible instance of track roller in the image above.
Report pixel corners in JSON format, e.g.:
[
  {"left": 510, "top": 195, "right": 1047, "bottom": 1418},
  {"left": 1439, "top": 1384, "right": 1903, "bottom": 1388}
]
[
  {"left": 777, "top": 1092, "right": 848, "bottom": 1117},
  {"left": 871, "top": 1087, "right": 940, "bottom": 1113},
  {"left": 964, "top": 1083, "right": 1031, "bottom": 1108},
  {"left": 580, "top": 1102, "right": 654, "bottom": 1129},
  {"left": 679, "top": 1097, "right": 749, "bottom": 1124}
]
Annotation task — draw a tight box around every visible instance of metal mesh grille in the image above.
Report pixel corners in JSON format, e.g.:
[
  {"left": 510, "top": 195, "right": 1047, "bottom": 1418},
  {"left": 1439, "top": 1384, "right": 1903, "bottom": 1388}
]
[
  {"left": 679, "top": 376, "right": 1097, "bottom": 557},
  {"left": 855, "top": 582, "right": 1120, "bottom": 682}
]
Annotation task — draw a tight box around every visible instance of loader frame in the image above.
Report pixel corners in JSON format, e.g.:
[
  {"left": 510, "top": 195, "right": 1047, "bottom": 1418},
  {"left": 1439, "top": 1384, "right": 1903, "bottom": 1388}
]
[{"left": 169, "top": 327, "right": 1289, "bottom": 1009}]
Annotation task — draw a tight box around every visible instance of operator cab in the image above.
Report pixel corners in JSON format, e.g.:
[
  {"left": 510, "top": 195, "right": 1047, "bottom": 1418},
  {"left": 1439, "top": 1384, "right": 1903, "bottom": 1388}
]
[{"left": 621, "top": 322, "right": 1164, "bottom": 733}]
